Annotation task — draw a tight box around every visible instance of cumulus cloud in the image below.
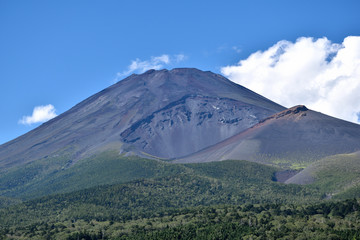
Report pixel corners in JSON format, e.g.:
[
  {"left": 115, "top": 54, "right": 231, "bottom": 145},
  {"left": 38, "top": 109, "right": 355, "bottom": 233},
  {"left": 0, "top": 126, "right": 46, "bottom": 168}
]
[
  {"left": 115, "top": 54, "right": 187, "bottom": 80},
  {"left": 19, "top": 104, "right": 57, "bottom": 125},
  {"left": 221, "top": 36, "right": 360, "bottom": 123}
]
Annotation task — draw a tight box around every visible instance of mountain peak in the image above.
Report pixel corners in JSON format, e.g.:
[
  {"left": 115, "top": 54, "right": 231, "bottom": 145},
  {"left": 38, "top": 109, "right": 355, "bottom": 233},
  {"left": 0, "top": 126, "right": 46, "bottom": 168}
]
[
  {"left": 277, "top": 105, "right": 308, "bottom": 117},
  {"left": 288, "top": 105, "right": 308, "bottom": 112},
  {"left": 135, "top": 68, "right": 206, "bottom": 76},
  {"left": 259, "top": 105, "right": 308, "bottom": 124}
]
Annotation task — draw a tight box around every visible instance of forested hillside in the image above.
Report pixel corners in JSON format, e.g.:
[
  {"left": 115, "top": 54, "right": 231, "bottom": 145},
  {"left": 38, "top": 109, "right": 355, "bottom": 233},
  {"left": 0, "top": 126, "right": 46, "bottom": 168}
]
[{"left": 2, "top": 158, "right": 358, "bottom": 239}]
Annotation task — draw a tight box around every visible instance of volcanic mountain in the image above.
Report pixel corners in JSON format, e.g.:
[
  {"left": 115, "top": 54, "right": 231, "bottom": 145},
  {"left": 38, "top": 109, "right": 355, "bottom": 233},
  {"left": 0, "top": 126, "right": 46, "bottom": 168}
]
[
  {"left": 0, "top": 68, "right": 284, "bottom": 171},
  {"left": 2, "top": 68, "right": 360, "bottom": 201},
  {"left": 175, "top": 105, "right": 360, "bottom": 168}
]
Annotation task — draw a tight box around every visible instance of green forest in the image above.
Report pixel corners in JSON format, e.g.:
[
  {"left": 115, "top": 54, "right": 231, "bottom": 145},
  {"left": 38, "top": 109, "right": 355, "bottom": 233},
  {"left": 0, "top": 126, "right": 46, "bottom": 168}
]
[
  {"left": 0, "top": 158, "right": 359, "bottom": 239},
  {"left": 1, "top": 198, "right": 359, "bottom": 239}
]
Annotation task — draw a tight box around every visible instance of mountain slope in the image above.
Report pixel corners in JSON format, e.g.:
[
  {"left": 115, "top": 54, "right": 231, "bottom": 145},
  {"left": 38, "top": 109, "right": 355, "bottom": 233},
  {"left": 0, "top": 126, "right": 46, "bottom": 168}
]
[
  {"left": 0, "top": 68, "right": 286, "bottom": 199},
  {"left": 0, "top": 68, "right": 284, "bottom": 171},
  {"left": 0, "top": 151, "right": 187, "bottom": 199},
  {"left": 175, "top": 105, "right": 360, "bottom": 168},
  {"left": 0, "top": 159, "right": 319, "bottom": 219}
]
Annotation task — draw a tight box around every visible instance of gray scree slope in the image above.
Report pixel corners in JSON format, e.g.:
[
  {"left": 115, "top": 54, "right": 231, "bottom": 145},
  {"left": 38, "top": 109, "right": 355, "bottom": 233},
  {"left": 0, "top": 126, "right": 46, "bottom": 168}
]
[{"left": 175, "top": 105, "right": 360, "bottom": 166}]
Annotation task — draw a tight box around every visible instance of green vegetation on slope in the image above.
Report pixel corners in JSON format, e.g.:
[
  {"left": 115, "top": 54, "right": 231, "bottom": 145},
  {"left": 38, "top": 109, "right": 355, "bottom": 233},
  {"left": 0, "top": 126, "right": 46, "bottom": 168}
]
[
  {"left": 2, "top": 155, "right": 360, "bottom": 239},
  {"left": 314, "top": 153, "right": 360, "bottom": 197},
  {"left": 0, "top": 196, "right": 21, "bottom": 209},
  {"left": 0, "top": 160, "right": 320, "bottom": 226},
  {"left": 0, "top": 147, "right": 73, "bottom": 199},
  {"left": 0, "top": 151, "right": 187, "bottom": 200},
  {"left": 287, "top": 152, "right": 360, "bottom": 199},
  {"left": 2, "top": 149, "right": 360, "bottom": 202}
]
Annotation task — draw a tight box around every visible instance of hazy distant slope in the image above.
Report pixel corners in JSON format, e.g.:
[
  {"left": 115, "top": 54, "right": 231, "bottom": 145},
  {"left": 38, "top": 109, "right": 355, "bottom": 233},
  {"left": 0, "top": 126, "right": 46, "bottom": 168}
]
[
  {"left": 0, "top": 68, "right": 283, "bottom": 171},
  {"left": 176, "top": 105, "right": 360, "bottom": 168},
  {"left": 286, "top": 151, "right": 360, "bottom": 198}
]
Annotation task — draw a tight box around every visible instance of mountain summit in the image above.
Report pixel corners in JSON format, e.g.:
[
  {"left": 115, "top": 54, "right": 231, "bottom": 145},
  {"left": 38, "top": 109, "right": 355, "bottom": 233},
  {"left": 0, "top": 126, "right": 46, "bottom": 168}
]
[{"left": 0, "top": 68, "right": 284, "bottom": 171}]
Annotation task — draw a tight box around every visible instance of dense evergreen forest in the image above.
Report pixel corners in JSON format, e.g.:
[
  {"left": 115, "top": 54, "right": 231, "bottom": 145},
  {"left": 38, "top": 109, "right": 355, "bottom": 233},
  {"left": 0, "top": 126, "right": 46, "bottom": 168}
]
[
  {"left": 0, "top": 159, "right": 359, "bottom": 239},
  {"left": 1, "top": 199, "right": 359, "bottom": 239}
]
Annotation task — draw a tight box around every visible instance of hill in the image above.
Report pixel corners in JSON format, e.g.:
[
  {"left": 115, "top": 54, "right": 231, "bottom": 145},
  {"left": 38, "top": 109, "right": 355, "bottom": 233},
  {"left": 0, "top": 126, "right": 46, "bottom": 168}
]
[
  {"left": 286, "top": 151, "right": 360, "bottom": 198},
  {"left": 176, "top": 105, "right": 360, "bottom": 169}
]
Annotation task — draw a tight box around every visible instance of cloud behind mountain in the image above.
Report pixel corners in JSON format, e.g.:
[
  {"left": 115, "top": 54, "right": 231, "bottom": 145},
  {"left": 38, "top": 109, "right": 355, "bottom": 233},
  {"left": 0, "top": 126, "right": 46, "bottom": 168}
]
[{"left": 221, "top": 36, "right": 360, "bottom": 123}]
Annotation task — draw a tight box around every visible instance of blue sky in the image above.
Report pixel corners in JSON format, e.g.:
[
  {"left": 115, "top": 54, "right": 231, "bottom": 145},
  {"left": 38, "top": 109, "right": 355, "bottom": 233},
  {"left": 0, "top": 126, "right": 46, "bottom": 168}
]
[{"left": 1, "top": 0, "right": 360, "bottom": 144}]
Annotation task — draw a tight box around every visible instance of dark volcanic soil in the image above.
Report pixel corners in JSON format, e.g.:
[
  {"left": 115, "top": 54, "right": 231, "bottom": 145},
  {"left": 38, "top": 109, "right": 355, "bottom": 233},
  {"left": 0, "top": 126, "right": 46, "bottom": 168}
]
[{"left": 274, "top": 170, "right": 300, "bottom": 183}]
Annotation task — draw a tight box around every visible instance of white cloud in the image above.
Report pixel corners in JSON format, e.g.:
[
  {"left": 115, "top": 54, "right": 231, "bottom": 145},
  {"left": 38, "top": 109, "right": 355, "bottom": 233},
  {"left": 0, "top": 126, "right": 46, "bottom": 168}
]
[
  {"left": 115, "top": 54, "right": 187, "bottom": 80},
  {"left": 221, "top": 36, "right": 360, "bottom": 123},
  {"left": 19, "top": 104, "right": 57, "bottom": 125}
]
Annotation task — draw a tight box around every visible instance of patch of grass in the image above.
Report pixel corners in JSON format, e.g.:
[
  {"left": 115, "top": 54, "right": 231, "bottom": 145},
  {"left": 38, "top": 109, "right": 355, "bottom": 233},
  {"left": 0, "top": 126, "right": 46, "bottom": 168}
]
[{"left": 290, "top": 162, "right": 308, "bottom": 170}]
